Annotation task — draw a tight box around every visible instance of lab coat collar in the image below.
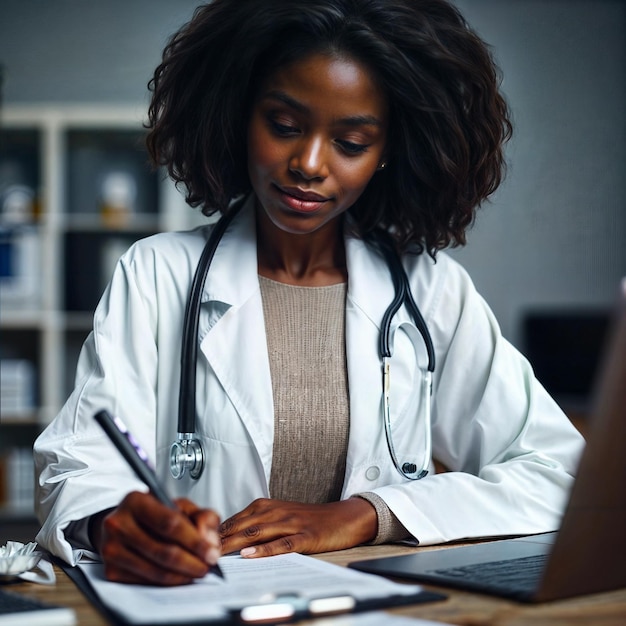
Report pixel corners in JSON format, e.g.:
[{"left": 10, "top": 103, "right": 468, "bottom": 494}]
[
  {"left": 344, "top": 228, "right": 396, "bottom": 332},
  {"left": 201, "top": 194, "right": 396, "bottom": 327},
  {"left": 201, "top": 194, "right": 259, "bottom": 308}
]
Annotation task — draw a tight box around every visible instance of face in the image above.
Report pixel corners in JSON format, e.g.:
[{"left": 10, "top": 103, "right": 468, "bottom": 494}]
[{"left": 247, "top": 52, "right": 388, "bottom": 237}]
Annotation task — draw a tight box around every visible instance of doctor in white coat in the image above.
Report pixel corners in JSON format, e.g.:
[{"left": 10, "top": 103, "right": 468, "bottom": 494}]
[{"left": 34, "top": 0, "right": 584, "bottom": 587}]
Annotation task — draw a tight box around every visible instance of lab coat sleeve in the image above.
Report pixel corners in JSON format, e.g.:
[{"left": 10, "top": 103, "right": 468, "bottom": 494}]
[
  {"left": 369, "top": 255, "right": 585, "bottom": 545},
  {"left": 33, "top": 251, "right": 159, "bottom": 565}
]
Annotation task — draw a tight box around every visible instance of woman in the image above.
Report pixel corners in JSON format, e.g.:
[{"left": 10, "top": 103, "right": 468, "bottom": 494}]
[{"left": 34, "top": 0, "right": 583, "bottom": 586}]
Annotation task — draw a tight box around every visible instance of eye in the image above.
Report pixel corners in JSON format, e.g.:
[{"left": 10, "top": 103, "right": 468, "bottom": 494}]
[
  {"left": 336, "top": 139, "right": 370, "bottom": 155},
  {"left": 269, "top": 117, "right": 299, "bottom": 136}
]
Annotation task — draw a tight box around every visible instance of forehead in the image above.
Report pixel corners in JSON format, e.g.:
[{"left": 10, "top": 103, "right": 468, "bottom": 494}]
[{"left": 257, "top": 52, "right": 388, "bottom": 121}]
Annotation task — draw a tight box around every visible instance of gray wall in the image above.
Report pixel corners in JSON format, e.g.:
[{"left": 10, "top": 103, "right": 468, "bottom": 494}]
[
  {"left": 451, "top": 0, "right": 625, "bottom": 347},
  {"left": 1, "top": 0, "right": 624, "bottom": 347}
]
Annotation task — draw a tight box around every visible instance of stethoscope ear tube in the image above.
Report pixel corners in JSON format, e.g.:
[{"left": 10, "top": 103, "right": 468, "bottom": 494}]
[
  {"left": 371, "top": 230, "right": 435, "bottom": 372},
  {"left": 171, "top": 198, "right": 245, "bottom": 480}
]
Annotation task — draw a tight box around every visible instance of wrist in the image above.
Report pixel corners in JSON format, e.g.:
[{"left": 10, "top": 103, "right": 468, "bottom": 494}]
[
  {"left": 87, "top": 508, "right": 115, "bottom": 554},
  {"left": 345, "top": 497, "right": 378, "bottom": 545}
]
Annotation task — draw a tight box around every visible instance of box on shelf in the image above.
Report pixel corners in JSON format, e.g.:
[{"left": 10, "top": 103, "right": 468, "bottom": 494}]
[
  {"left": 0, "top": 360, "right": 36, "bottom": 417},
  {"left": 67, "top": 128, "right": 158, "bottom": 221},
  {"left": 64, "top": 232, "right": 139, "bottom": 311},
  {"left": 0, "top": 448, "right": 35, "bottom": 513},
  {"left": 0, "top": 129, "right": 41, "bottom": 225},
  {"left": 0, "top": 225, "right": 40, "bottom": 310}
]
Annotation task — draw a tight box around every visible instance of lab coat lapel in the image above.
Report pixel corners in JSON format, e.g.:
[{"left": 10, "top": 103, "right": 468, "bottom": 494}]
[
  {"left": 198, "top": 198, "right": 274, "bottom": 479},
  {"left": 343, "top": 234, "right": 395, "bottom": 485},
  {"left": 344, "top": 233, "right": 432, "bottom": 494}
]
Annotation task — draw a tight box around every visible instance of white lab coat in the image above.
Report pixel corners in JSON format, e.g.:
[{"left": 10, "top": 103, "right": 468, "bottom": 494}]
[{"left": 34, "top": 196, "right": 584, "bottom": 565}]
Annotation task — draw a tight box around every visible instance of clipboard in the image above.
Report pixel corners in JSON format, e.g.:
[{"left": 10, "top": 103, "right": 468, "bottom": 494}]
[
  {"left": 232, "top": 589, "right": 445, "bottom": 624},
  {"left": 56, "top": 554, "right": 445, "bottom": 625},
  {"left": 56, "top": 558, "right": 125, "bottom": 626}
]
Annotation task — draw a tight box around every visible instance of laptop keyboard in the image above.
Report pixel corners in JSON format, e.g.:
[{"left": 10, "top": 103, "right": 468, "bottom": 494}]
[
  {"left": 428, "top": 553, "right": 549, "bottom": 593},
  {"left": 0, "top": 589, "right": 48, "bottom": 615}
]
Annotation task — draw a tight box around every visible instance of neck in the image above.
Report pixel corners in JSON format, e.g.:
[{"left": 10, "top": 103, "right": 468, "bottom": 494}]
[{"left": 255, "top": 209, "right": 347, "bottom": 286}]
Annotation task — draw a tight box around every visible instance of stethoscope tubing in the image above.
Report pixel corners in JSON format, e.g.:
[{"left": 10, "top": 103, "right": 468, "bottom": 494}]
[{"left": 177, "top": 199, "right": 246, "bottom": 434}]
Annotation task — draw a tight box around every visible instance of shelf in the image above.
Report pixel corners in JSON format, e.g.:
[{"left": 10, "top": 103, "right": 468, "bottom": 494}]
[
  {"left": 0, "top": 311, "right": 96, "bottom": 330},
  {"left": 0, "top": 416, "right": 40, "bottom": 427},
  {"left": 0, "top": 105, "right": 202, "bottom": 510},
  {"left": 0, "top": 505, "right": 37, "bottom": 520},
  {"left": 62, "top": 212, "right": 163, "bottom": 233},
  {"left": 0, "top": 104, "right": 196, "bottom": 514},
  {"left": 1, "top": 103, "right": 147, "bottom": 128},
  {"left": 0, "top": 310, "right": 48, "bottom": 328},
  {"left": 0, "top": 104, "right": 188, "bottom": 433}
]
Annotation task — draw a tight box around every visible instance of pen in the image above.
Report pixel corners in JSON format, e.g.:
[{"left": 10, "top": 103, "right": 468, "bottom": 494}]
[{"left": 94, "top": 409, "right": 225, "bottom": 579}]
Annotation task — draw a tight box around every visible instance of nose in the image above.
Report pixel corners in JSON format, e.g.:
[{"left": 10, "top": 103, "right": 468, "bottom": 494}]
[{"left": 289, "top": 136, "right": 329, "bottom": 181}]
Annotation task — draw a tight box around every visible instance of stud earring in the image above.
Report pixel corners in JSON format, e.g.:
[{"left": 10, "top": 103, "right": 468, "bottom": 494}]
[{"left": 378, "top": 162, "right": 387, "bottom": 171}]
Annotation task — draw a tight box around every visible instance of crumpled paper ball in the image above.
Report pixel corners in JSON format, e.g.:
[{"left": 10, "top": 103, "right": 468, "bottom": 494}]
[
  {"left": 0, "top": 541, "right": 42, "bottom": 576},
  {"left": 0, "top": 541, "right": 55, "bottom": 584}
]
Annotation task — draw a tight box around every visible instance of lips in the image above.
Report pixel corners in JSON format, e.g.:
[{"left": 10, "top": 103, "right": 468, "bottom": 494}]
[{"left": 275, "top": 185, "right": 331, "bottom": 213}]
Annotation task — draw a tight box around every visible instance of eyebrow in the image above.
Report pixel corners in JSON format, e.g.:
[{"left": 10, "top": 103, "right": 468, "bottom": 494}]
[{"left": 262, "top": 90, "right": 384, "bottom": 128}]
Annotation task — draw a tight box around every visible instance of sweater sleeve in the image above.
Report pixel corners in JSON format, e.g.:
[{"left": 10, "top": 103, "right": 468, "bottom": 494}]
[{"left": 356, "top": 492, "right": 413, "bottom": 544}]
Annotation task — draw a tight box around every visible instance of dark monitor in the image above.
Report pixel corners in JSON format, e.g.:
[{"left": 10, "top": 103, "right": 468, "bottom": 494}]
[{"left": 523, "top": 310, "right": 611, "bottom": 407}]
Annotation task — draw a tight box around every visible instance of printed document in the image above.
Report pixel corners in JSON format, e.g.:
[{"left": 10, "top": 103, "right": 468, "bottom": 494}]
[{"left": 77, "top": 553, "right": 426, "bottom": 624}]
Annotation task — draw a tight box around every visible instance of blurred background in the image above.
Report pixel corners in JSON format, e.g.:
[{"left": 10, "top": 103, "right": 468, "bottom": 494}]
[{"left": 0, "top": 0, "right": 624, "bottom": 539}]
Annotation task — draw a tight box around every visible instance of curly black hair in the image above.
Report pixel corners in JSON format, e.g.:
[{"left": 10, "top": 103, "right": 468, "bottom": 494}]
[{"left": 146, "top": 0, "right": 512, "bottom": 254}]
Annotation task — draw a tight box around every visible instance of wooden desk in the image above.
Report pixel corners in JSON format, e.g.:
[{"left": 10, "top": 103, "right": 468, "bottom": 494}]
[{"left": 5, "top": 545, "right": 626, "bottom": 625}]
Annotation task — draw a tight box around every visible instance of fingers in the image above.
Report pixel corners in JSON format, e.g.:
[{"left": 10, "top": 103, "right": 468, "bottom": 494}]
[
  {"left": 136, "top": 495, "right": 218, "bottom": 564},
  {"left": 101, "top": 526, "right": 202, "bottom": 586},
  {"left": 100, "top": 492, "right": 221, "bottom": 585},
  {"left": 181, "top": 499, "right": 222, "bottom": 566},
  {"left": 219, "top": 497, "right": 274, "bottom": 537},
  {"left": 219, "top": 498, "right": 378, "bottom": 558},
  {"left": 240, "top": 535, "right": 301, "bottom": 559},
  {"left": 219, "top": 499, "right": 318, "bottom": 557},
  {"left": 219, "top": 498, "right": 280, "bottom": 553}
]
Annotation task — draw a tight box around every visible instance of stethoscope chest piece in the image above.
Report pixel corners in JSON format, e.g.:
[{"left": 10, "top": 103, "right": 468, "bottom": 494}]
[{"left": 170, "top": 435, "right": 204, "bottom": 479}]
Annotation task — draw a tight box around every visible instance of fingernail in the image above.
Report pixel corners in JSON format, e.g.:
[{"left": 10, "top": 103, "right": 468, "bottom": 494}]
[
  {"left": 240, "top": 547, "right": 256, "bottom": 558},
  {"left": 205, "top": 529, "right": 220, "bottom": 544},
  {"left": 205, "top": 546, "right": 221, "bottom": 564}
]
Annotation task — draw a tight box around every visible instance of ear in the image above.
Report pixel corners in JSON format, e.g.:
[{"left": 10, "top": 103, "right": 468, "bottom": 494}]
[{"left": 377, "top": 146, "right": 389, "bottom": 171}]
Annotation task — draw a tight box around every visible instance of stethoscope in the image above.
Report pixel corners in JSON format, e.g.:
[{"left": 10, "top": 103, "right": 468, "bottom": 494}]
[{"left": 169, "top": 199, "right": 436, "bottom": 482}]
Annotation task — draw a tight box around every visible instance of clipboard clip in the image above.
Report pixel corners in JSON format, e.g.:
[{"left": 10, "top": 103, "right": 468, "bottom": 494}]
[{"left": 234, "top": 592, "right": 356, "bottom": 624}]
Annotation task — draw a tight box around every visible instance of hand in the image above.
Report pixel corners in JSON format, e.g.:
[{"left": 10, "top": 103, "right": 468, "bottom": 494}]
[
  {"left": 219, "top": 497, "right": 377, "bottom": 558},
  {"left": 92, "top": 491, "right": 221, "bottom": 586}
]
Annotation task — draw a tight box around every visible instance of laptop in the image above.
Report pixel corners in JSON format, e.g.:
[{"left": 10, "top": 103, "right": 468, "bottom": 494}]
[
  {"left": 350, "top": 280, "right": 626, "bottom": 603},
  {"left": 0, "top": 588, "right": 76, "bottom": 625}
]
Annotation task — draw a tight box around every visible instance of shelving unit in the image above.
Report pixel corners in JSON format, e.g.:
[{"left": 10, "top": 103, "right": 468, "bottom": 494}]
[{"left": 0, "top": 104, "right": 203, "bottom": 519}]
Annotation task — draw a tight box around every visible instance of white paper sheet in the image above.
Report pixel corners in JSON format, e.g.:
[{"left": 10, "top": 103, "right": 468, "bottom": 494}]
[{"left": 77, "top": 553, "right": 426, "bottom": 624}]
